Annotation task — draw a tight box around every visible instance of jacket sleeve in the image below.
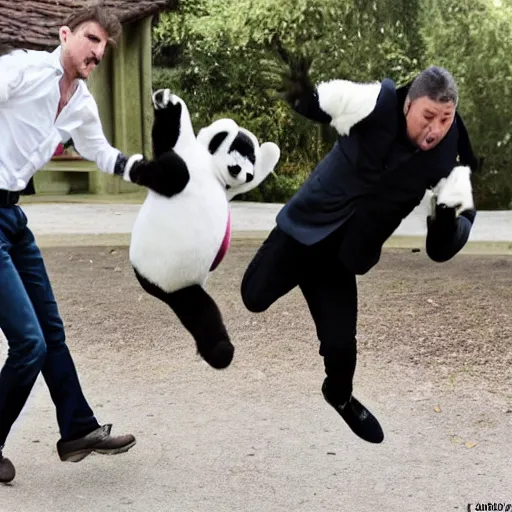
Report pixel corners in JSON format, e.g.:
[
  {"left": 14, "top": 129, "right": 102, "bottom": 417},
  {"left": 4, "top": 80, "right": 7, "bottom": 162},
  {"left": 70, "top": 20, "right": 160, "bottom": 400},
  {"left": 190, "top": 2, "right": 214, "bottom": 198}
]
[
  {"left": 426, "top": 208, "right": 476, "bottom": 262},
  {"left": 294, "top": 78, "right": 389, "bottom": 136},
  {"left": 315, "top": 79, "right": 385, "bottom": 136}
]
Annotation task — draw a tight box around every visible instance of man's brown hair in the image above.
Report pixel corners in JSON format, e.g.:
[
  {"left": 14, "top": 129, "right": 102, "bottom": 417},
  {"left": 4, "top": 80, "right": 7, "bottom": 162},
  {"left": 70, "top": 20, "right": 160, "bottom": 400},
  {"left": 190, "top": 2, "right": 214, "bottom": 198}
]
[{"left": 64, "top": 5, "right": 122, "bottom": 46}]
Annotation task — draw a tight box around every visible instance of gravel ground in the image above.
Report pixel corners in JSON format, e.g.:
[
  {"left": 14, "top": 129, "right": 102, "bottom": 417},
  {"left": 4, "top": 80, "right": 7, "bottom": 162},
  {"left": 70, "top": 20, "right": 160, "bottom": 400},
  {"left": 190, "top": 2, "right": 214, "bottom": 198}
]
[{"left": 0, "top": 243, "right": 510, "bottom": 512}]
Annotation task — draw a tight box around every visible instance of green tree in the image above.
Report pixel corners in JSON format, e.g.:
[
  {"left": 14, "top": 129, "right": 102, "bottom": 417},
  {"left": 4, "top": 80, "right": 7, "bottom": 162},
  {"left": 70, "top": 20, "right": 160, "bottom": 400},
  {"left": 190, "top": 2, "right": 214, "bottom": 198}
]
[
  {"left": 152, "top": 0, "right": 512, "bottom": 208},
  {"left": 421, "top": 0, "right": 512, "bottom": 208}
]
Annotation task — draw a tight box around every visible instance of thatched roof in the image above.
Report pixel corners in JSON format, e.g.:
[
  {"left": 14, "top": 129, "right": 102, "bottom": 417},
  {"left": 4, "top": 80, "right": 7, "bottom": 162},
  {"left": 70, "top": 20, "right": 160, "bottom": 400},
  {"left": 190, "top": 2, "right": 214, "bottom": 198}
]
[{"left": 0, "top": 0, "right": 177, "bottom": 50}]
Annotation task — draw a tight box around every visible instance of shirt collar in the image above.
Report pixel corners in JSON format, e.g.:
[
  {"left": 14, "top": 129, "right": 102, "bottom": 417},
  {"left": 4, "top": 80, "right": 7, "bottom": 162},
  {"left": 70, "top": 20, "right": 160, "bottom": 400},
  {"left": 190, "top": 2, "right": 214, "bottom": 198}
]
[{"left": 50, "top": 46, "right": 64, "bottom": 75}]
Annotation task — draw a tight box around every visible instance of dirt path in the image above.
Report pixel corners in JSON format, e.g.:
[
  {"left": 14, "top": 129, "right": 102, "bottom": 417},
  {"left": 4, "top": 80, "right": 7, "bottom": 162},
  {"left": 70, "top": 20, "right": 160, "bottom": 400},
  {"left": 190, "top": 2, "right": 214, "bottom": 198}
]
[{"left": 1, "top": 243, "right": 511, "bottom": 512}]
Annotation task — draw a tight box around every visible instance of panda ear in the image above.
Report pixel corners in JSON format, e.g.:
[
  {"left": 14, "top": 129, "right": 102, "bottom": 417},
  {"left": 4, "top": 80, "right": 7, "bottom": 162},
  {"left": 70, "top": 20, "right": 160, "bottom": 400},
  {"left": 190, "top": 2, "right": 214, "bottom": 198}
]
[
  {"left": 197, "top": 119, "right": 239, "bottom": 153},
  {"left": 226, "top": 142, "right": 280, "bottom": 200},
  {"left": 208, "top": 132, "right": 229, "bottom": 154}
]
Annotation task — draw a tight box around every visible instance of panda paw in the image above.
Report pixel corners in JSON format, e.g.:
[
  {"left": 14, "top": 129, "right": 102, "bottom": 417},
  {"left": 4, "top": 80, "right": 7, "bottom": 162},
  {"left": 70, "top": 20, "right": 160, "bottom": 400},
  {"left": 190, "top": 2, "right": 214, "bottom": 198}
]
[
  {"left": 152, "top": 88, "right": 175, "bottom": 110},
  {"left": 121, "top": 151, "right": 190, "bottom": 197},
  {"left": 197, "top": 339, "right": 235, "bottom": 370}
]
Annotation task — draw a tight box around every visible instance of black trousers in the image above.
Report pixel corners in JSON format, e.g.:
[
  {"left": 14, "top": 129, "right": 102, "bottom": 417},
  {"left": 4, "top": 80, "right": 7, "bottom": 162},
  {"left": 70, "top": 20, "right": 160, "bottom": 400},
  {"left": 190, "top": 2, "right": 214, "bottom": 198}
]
[{"left": 241, "top": 226, "right": 357, "bottom": 403}]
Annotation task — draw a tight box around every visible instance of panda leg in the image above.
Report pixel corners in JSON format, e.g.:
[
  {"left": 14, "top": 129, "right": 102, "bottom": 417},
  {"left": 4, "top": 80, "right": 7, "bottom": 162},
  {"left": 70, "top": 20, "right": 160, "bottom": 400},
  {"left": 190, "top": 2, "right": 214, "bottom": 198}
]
[
  {"left": 134, "top": 269, "right": 234, "bottom": 369},
  {"left": 166, "top": 285, "right": 235, "bottom": 369}
]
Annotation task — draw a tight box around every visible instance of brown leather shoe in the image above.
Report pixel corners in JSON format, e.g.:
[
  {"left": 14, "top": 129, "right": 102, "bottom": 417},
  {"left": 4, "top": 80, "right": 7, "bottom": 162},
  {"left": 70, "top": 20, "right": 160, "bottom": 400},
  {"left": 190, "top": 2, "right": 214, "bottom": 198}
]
[
  {"left": 0, "top": 451, "right": 15, "bottom": 483},
  {"left": 57, "top": 424, "right": 136, "bottom": 462}
]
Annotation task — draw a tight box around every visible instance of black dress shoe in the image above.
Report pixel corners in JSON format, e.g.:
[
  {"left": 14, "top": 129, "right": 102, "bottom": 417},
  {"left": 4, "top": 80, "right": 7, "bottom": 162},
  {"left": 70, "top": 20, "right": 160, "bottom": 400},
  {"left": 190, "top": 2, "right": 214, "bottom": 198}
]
[
  {"left": 322, "top": 380, "right": 384, "bottom": 444},
  {"left": 0, "top": 451, "right": 15, "bottom": 483}
]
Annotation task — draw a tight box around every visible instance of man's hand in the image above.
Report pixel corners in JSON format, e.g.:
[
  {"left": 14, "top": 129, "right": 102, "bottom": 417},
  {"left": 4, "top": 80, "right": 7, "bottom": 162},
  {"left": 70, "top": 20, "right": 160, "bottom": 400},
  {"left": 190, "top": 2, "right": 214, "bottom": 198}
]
[
  {"left": 114, "top": 151, "right": 189, "bottom": 198},
  {"left": 426, "top": 167, "right": 477, "bottom": 262},
  {"left": 270, "top": 38, "right": 315, "bottom": 106},
  {"left": 261, "top": 36, "right": 331, "bottom": 123},
  {"left": 429, "top": 203, "right": 458, "bottom": 237}
]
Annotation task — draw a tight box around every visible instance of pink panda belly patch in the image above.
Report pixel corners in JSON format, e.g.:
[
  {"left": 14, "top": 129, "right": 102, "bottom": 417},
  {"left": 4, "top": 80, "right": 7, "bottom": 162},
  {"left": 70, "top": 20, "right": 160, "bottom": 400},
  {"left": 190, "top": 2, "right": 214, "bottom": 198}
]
[{"left": 210, "top": 208, "right": 231, "bottom": 271}]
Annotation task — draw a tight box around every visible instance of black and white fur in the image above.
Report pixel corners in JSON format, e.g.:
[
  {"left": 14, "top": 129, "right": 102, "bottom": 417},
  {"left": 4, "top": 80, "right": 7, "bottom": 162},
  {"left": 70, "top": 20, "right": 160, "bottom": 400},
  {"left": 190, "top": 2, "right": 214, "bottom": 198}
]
[
  {"left": 428, "top": 165, "right": 474, "bottom": 218},
  {"left": 313, "top": 79, "right": 476, "bottom": 228},
  {"left": 310, "top": 76, "right": 476, "bottom": 223},
  {"left": 315, "top": 79, "right": 382, "bottom": 136},
  {"left": 129, "top": 89, "right": 280, "bottom": 369},
  {"left": 196, "top": 119, "right": 280, "bottom": 199}
]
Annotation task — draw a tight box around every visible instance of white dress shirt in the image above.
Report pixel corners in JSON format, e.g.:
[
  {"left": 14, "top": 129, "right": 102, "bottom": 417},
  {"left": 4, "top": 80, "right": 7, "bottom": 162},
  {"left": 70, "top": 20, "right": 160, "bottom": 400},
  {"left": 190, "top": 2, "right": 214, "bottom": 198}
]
[{"left": 0, "top": 46, "right": 120, "bottom": 191}]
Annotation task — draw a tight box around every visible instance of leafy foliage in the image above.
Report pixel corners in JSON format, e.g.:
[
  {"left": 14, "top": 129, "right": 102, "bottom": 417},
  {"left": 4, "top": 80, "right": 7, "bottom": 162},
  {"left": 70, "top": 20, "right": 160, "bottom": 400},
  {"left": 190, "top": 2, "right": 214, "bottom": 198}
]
[
  {"left": 153, "top": 0, "right": 512, "bottom": 208},
  {"left": 421, "top": 0, "right": 512, "bottom": 207}
]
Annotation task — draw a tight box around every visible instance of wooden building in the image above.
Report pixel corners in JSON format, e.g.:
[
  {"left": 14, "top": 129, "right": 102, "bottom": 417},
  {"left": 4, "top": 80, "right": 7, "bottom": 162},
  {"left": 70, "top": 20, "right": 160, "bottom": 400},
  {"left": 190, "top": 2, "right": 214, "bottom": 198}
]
[{"left": 0, "top": 0, "right": 176, "bottom": 195}]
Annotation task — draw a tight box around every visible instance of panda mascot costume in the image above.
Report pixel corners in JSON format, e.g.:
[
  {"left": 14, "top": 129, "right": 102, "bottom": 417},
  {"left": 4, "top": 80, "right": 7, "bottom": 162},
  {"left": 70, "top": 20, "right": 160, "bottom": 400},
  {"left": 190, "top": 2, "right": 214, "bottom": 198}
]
[{"left": 124, "top": 89, "right": 280, "bottom": 370}]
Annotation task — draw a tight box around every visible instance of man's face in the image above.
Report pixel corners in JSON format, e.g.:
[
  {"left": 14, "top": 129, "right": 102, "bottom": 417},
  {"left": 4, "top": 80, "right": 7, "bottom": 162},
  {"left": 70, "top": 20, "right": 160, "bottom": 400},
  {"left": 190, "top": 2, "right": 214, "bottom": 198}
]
[
  {"left": 60, "top": 21, "right": 109, "bottom": 79},
  {"left": 404, "top": 96, "right": 455, "bottom": 151}
]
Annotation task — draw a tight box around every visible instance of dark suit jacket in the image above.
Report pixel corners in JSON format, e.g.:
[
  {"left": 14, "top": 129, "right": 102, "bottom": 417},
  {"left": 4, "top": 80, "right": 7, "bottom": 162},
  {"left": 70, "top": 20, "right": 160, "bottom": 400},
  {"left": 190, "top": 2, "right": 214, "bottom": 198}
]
[{"left": 276, "top": 78, "right": 476, "bottom": 274}]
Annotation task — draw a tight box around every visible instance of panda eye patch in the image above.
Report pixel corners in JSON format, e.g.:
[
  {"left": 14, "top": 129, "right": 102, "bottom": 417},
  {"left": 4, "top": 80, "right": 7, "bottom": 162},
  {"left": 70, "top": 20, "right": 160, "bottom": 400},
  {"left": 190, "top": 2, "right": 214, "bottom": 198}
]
[
  {"left": 208, "top": 132, "right": 229, "bottom": 154},
  {"left": 230, "top": 132, "right": 256, "bottom": 164},
  {"left": 228, "top": 165, "right": 241, "bottom": 177}
]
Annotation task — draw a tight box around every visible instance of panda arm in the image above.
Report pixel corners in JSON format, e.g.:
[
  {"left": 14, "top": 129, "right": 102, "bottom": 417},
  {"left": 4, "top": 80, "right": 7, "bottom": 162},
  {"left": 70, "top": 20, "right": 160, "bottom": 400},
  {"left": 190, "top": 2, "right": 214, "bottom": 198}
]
[
  {"left": 287, "top": 75, "right": 384, "bottom": 135},
  {"left": 425, "top": 166, "right": 476, "bottom": 262},
  {"left": 426, "top": 208, "right": 476, "bottom": 262},
  {"left": 114, "top": 151, "right": 190, "bottom": 198},
  {"left": 70, "top": 94, "right": 189, "bottom": 198},
  {"left": 276, "top": 52, "right": 382, "bottom": 135}
]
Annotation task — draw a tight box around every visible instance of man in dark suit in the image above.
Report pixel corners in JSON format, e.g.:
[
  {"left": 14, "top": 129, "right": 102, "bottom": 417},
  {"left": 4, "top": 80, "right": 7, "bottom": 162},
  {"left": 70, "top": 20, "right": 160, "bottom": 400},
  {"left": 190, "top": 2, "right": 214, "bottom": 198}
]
[{"left": 241, "top": 51, "right": 478, "bottom": 444}]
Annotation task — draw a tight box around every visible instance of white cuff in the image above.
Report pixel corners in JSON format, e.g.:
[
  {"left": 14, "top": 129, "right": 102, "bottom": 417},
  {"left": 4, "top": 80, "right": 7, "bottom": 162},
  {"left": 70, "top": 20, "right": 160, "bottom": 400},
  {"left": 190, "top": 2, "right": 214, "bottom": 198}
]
[{"left": 124, "top": 154, "right": 144, "bottom": 183}]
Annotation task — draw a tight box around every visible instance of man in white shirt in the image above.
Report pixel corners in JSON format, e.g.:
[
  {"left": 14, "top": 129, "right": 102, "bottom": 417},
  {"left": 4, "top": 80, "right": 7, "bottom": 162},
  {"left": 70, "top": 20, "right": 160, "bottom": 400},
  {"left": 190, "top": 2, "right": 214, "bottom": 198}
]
[{"left": 0, "top": 5, "right": 175, "bottom": 483}]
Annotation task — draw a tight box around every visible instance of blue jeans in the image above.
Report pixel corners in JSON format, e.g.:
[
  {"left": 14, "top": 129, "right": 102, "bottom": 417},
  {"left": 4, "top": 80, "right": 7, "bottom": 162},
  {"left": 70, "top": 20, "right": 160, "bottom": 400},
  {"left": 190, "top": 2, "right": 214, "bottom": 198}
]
[{"left": 0, "top": 205, "right": 99, "bottom": 447}]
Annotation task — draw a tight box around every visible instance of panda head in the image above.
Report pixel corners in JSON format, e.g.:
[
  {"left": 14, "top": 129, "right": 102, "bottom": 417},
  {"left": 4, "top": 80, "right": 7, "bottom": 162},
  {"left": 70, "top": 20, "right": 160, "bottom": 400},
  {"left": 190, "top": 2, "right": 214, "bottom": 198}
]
[
  {"left": 151, "top": 89, "right": 195, "bottom": 156},
  {"left": 197, "top": 119, "right": 280, "bottom": 200}
]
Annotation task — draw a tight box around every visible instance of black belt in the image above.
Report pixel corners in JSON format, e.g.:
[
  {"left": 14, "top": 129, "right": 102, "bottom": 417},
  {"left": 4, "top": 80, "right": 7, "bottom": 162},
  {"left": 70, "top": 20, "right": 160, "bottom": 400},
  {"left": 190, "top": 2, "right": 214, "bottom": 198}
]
[{"left": 0, "top": 190, "right": 20, "bottom": 206}]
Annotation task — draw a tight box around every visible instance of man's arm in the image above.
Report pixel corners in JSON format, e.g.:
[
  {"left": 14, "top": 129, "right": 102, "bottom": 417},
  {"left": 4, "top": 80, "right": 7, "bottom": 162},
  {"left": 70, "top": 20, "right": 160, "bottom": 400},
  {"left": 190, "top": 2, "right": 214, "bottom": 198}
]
[
  {"left": 426, "top": 166, "right": 476, "bottom": 262},
  {"left": 0, "top": 49, "right": 41, "bottom": 103},
  {"left": 69, "top": 98, "right": 121, "bottom": 174},
  {"left": 267, "top": 43, "right": 383, "bottom": 135},
  {"left": 315, "top": 79, "right": 383, "bottom": 136}
]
